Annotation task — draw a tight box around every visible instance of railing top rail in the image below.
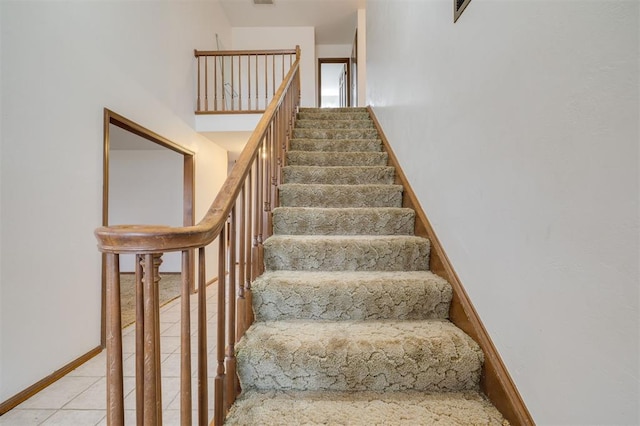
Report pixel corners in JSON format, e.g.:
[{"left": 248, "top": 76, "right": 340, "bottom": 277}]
[
  {"left": 194, "top": 48, "right": 297, "bottom": 57},
  {"left": 95, "top": 58, "right": 300, "bottom": 254}
]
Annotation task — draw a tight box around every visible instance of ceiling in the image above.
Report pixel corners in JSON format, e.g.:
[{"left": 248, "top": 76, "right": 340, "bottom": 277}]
[{"left": 219, "top": 0, "right": 364, "bottom": 45}]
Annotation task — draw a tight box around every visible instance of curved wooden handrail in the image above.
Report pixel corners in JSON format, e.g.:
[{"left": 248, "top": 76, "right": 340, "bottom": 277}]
[{"left": 95, "top": 59, "right": 300, "bottom": 254}]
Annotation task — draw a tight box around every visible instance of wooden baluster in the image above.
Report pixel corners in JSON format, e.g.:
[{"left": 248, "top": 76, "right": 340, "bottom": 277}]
[
  {"left": 204, "top": 57, "right": 209, "bottom": 112},
  {"left": 257, "top": 141, "right": 265, "bottom": 276},
  {"left": 248, "top": 55, "right": 252, "bottom": 111},
  {"left": 281, "top": 54, "right": 285, "bottom": 80},
  {"left": 252, "top": 157, "right": 262, "bottom": 281},
  {"left": 198, "top": 247, "right": 209, "bottom": 426},
  {"left": 246, "top": 168, "right": 254, "bottom": 326},
  {"left": 239, "top": 55, "right": 243, "bottom": 111},
  {"left": 273, "top": 111, "right": 280, "bottom": 209},
  {"left": 141, "top": 253, "right": 160, "bottom": 426},
  {"left": 153, "top": 255, "right": 163, "bottom": 425},
  {"left": 196, "top": 55, "right": 201, "bottom": 112},
  {"left": 231, "top": 55, "right": 235, "bottom": 111},
  {"left": 180, "top": 251, "right": 192, "bottom": 426},
  {"left": 135, "top": 254, "right": 144, "bottom": 426},
  {"left": 264, "top": 127, "right": 273, "bottom": 238},
  {"left": 106, "top": 253, "right": 124, "bottom": 426},
  {"left": 214, "top": 55, "right": 218, "bottom": 112},
  {"left": 225, "top": 209, "right": 237, "bottom": 411},
  {"left": 237, "top": 187, "right": 246, "bottom": 341},
  {"left": 255, "top": 55, "right": 259, "bottom": 110},
  {"left": 221, "top": 56, "right": 226, "bottom": 111},
  {"left": 272, "top": 53, "right": 275, "bottom": 101},
  {"left": 214, "top": 235, "right": 226, "bottom": 426},
  {"left": 264, "top": 55, "right": 268, "bottom": 110}
]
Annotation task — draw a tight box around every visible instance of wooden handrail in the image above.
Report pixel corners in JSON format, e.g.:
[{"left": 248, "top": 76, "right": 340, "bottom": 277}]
[{"left": 97, "top": 49, "right": 301, "bottom": 426}]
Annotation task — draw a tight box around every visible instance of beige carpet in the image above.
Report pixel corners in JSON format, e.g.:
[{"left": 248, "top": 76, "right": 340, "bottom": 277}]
[
  {"left": 227, "top": 107, "right": 508, "bottom": 425},
  {"left": 119, "top": 273, "right": 182, "bottom": 328}
]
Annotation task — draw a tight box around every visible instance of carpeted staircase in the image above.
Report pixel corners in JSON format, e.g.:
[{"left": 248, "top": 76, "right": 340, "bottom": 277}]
[{"left": 225, "top": 108, "right": 508, "bottom": 425}]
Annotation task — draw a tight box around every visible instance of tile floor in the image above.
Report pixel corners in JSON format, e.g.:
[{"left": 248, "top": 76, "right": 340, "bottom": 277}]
[{"left": 0, "top": 285, "right": 219, "bottom": 425}]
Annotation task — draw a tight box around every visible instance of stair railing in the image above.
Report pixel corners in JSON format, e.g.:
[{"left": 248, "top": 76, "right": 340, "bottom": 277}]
[
  {"left": 95, "top": 51, "right": 300, "bottom": 426},
  {"left": 195, "top": 47, "right": 299, "bottom": 114}
]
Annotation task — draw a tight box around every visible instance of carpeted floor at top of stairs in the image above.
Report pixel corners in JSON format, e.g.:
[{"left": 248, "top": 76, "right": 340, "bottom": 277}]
[{"left": 226, "top": 107, "right": 508, "bottom": 425}]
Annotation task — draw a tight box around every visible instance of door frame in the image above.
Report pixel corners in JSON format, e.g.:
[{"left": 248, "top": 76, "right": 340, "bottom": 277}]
[
  {"left": 317, "top": 57, "right": 351, "bottom": 108},
  {"left": 101, "top": 108, "right": 195, "bottom": 346}
]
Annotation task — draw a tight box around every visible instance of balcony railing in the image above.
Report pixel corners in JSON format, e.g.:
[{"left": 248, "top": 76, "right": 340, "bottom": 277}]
[
  {"left": 195, "top": 47, "right": 299, "bottom": 114},
  {"left": 96, "top": 50, "right": 300, "bottom": 425}
]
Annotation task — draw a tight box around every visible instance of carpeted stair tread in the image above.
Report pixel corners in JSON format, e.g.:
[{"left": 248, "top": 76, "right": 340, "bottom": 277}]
[
  {"left": 296, "top": 119, "right": 374, "bottom": 129},
  {"left": 282, "top": 166, "right": 395, "bottom": 185},
  {"left": 289, "top": 138, "right": 382, "bottom": 152},
  {"left": 272, "top": 207, "right": 414, "bottom": 235},
  {"left": 287, "top": 151, "right": 388, "bottom": 166},
  {"left": 263, "top": 235, "right": 430, "bottom": 271},
  {"left": 280, "top": 183, "right": 403, "bottom": 208},
  {"left": 235, "top": 319, "right": 483, "bottom": 392},
  {"left": 226, "top": 389, "right": 508, "bottom": 426},
  {"left": 297, "top": 111, "right": 371, "bottom": 121},
  {"left": 229, "top": 106, "right": 508, "bottom": 425},
  {"left": 252, "top": 270, "right": 452, "bottom": 321},
  {"left": 293, "top": 128, "right": 380, "bottom": 140}
]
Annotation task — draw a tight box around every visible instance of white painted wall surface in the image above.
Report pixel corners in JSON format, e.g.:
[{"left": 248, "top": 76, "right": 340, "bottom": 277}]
[
  {"left": 109, "top": 149, "right": 183, "bottom": 272},
  {"left": 0, "top": 2, "right": 3, "bottom": 395},
  {"left": 0, "top": 0, "right": 230, "bottom": 403},
  {"left": 316, "top": 44, "right": 352, "bottom": 58},
  {"left": 366, "top": 1, "right": 639, "bottom": 424},
  {"left": 232, "top": 27, "right": 316, "bottom": 107},
  {"left": 356, "top": 8, "right": 366, "bottom": 107}
]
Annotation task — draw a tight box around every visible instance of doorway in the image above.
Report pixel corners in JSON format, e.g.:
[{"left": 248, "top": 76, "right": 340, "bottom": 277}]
[
  {"left": 101, "top": 109, "right": 195, "bottom": 343},
  {"left": 318, "top": 58, "right": 351, "bottom": 108}
]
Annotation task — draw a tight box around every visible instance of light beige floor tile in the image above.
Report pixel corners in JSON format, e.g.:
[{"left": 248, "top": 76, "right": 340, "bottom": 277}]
[
  {"left": 123, "top": 377, "right": 179, "bottom": 411},
  {"left": 40, "top": 409, "right": 106, "bottom": 425},
  {"left": 0, "top": 409, "right": 55, "bottom": 425},
  {"left": 67, "top": 351, "right": 106, "bottom": 377},
  {"left": 64, "top": 377, "right": 135, "bottom": 410},
  {"left": 95, "top": 409, "right": 136, "bottom": 426},
  {"left": 17, "top": 377, "right": 100, "bottom": 410}
]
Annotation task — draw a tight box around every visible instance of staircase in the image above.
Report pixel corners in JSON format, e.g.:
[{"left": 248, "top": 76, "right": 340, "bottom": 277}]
[{"left": 225, "top": 108, "right": 508, "bottom": 425}]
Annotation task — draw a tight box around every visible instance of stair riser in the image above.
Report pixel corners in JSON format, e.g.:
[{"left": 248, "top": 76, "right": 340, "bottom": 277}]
[
  {"left": 293, "top": 128, "right": 380, "bottom": 140},
  {"left": 289, "top": 139, "right": 381, "bottom": 152},
  {"left": 236, "top": 321, "right": 483, "bottom": 393},
  {"left": 280, "top": 184, "right": 402, "bottom": 208},
  {"left": 272, "top": 207, "right": 414, "bottom": 235},
  {"left": 297, "top": 112, "right": 371, "bottom": 120},
  {"left": 253, "top": 276, "right": 452, "bottom": 321},
  {"left": 299, "top": 107, "right": 368, "bottom": 113},
  {"left": 296, "top": 120, "right": 374, "bottom": 129},
  {"left": 287, "top": 151, "right": 388, "bottom": 167},
  {"left": 282, "top": 167, "right": 395, "bottom": 185},
  {"left": 263, "top": 237, "right": 430, "bottom": 271}
]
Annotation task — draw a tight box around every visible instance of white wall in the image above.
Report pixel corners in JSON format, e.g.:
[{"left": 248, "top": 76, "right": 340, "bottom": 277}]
[
  {"left": 316, "top": 44, "right": 352, "bottom": 58},
  {"left": 367, "top": 1, "right": 639, "bottom": 424},
  {"left": 0, "top": 0, "right": 230, "bottom": 403},
  {"left": 232, "top": 27, "right": 316, "bottom": 107},
  {"left": 0, "top": 2, "right": 3, "bottom": 396},
  {"left": 109, "top": 149, "right": 184, "bottom": 272},
  {"left": 356, "top": 8, "right": 366, "bottom": 106}
]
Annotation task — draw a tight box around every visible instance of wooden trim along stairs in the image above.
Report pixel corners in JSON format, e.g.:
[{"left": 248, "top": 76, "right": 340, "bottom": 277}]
[{"left": 368, "top": 106, "right": 534, "bottom": 425}]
